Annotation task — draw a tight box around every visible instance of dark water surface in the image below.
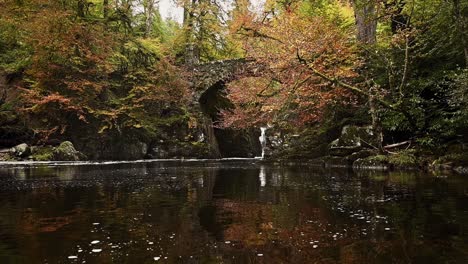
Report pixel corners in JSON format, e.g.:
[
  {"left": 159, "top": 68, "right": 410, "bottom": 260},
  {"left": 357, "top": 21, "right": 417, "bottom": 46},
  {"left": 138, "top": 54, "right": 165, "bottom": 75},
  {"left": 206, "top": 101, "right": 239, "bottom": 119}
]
[{"left": 0, "top": 160, "right": 467, "bottom": 264}]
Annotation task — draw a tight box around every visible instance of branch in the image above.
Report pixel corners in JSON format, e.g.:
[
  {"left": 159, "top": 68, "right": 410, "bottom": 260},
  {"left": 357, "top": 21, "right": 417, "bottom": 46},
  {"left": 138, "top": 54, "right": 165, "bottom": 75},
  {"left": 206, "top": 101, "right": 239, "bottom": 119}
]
[
  {"left": 384, "top": 140, "right": 411, "bottom": 149},
  {"left": 295, "top": 49, "right": 401, "bottom": 113},
  {"left": 239, "top": 25, "right": 284, "bottom": 44}
]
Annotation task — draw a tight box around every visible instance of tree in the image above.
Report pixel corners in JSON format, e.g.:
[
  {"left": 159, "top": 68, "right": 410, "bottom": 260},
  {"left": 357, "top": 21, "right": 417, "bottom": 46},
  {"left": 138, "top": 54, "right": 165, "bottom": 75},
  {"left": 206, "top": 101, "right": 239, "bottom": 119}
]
[
  {"left": 352, "top": 0, "right": 377, "bottom": 44},
  {"left": 178, "top": 0, "right": 241, "bottom": 63},
  {"left": 220, "top": 7, "right": 362, "bottom": 129}
]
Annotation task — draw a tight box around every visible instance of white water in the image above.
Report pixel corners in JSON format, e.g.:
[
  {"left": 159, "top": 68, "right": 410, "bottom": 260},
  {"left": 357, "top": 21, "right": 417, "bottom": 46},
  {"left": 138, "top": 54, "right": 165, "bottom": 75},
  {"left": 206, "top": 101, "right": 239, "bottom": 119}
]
[
  {"left": 259, "top": 127, "right": 268, "bottom": 159},
  {"left": 259, "top": 165, "right": 266, "bottom": 187},
  {"left": 0, "top": 158, "right": 262, "bottom": 168}
]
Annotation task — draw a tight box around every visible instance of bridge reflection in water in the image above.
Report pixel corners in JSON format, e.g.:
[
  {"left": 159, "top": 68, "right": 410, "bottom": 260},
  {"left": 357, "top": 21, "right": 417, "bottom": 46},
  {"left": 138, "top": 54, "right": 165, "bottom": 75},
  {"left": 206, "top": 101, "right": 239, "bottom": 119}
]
[{"left": 0, "top": 161, "right": 467, "bottom": 263}]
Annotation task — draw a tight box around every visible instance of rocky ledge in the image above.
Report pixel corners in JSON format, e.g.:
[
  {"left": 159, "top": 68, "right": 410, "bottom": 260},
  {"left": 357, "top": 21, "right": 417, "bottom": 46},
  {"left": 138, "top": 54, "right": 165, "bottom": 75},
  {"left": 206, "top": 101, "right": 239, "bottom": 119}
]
[{"left": 0, "top": 141, "right": 86, "bottom": 161}]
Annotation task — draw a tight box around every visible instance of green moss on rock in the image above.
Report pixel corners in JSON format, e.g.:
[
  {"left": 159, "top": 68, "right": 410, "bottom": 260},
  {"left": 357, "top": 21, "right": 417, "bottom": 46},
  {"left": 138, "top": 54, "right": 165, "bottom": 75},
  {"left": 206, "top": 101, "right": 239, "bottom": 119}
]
[
  {"left": 31, "top": 147, "right": 54, "bottom": 161},
  {"left": 53, "top": 141, "right": 86, "bottom": 161}
]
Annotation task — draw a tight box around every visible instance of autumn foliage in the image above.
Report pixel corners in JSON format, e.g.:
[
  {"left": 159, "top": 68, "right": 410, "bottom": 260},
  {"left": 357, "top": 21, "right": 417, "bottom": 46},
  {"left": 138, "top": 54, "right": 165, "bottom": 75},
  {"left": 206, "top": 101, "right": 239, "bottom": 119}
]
[
  {"left": 1, "top": 0, "right": 189, "bottom": 142},
  {"left": 220, "top": 7, "right": 360, "bottom": 129}
]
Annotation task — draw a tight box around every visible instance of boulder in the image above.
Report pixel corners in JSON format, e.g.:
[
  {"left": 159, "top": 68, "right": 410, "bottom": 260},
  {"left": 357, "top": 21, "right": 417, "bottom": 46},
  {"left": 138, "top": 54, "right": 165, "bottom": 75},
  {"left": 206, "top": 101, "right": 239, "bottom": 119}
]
[
  {"left": 329, "top": 125, "right": 379, "bottom": 156},
  {"left": 123, "top": 141, "right": 148, "bottom": 160},
  {"left": 53, "top": 141, "right": 86, "bottom": 161},
  {"left": 78, "top": 139, "right": 148, "bottom": 160},
  {"left": 12, "top": 143, "right": 31, "bottom": 158},
  {"left": 333, "top": 126, "right": 379, "bottom": 147}
]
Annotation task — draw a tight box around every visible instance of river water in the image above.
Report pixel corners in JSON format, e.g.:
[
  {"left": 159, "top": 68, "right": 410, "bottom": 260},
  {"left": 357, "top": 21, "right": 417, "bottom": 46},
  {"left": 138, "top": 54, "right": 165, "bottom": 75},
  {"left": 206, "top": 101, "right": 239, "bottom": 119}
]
[{"left": 0, "top": 160, "right": 467, "bottom": 263}]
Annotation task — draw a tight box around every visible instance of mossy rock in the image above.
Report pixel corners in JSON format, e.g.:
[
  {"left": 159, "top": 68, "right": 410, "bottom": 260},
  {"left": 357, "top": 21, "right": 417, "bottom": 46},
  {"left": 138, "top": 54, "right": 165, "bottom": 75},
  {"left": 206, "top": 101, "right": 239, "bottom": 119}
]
[
  {"left": 387, "top": 150, "right": 419, "bottom": 168},
  {"left": 0, "top": 152, "right": 14, "bottom": 161},
  {"left": 12, "top": 143, "right": 31, "bottom": 157},
  {"left": 333, "top": 125, "right": 379, "bottom": 148},
  {"left": 31, "top": 146, "right": 54, "bottom": 161},
  {"left": 348, "top": 150, "right": 376, "bottom": 161},
  {"left": 354, "top": 150, "right": 420, "bottom": 170},
  {"left": 323, "top": 156, "right": 353, "bottom": 168},
  {"left": 353, "top": 155, "right": 390, "bottom": 170},
  {"left": 53, "top": 141, "right": 86, "bottom": 161},
  {"left": 434, "top": 153, "right": 468, "bottom": 167}
]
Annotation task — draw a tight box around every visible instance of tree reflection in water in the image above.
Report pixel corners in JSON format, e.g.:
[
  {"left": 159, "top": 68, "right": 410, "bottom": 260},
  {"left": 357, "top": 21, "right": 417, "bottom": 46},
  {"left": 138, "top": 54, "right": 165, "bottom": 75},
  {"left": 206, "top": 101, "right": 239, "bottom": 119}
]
[{"left": 0, "top": 161, "right": 467, "bottom": 263}]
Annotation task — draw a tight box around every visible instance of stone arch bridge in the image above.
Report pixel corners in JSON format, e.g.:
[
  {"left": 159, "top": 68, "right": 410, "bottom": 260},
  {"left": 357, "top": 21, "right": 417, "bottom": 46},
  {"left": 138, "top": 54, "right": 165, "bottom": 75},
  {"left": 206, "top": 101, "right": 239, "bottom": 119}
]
[
  {"left": 188, "top": 58, "right": 264, "bottom": 101},
  {"left": 186, "top": 58, "right": 264, "bottom": 158}
]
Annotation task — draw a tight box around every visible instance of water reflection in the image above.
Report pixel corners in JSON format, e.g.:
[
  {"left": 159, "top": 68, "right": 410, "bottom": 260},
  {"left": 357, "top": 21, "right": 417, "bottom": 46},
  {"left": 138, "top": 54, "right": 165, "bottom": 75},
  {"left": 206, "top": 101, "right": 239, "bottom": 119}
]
[{"left": 0, "top": 162, "right": 467, "bottom": 263}]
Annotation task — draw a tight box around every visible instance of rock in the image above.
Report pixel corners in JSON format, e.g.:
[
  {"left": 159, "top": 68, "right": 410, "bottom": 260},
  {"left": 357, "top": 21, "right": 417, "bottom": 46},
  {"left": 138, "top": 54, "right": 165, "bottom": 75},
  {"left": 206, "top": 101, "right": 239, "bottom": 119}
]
[
  {"left": 330, "top": 125, "right": 379, "bottom": 150},
  {"left": 324, "top": 156, "right": 353, "bottom": 168},
  {"left": 53, "top": 141, "right": 86, "bottom": 161},
  {"left": 124, "top": 141, "right": 148, "bottom": 160},
  {"left": 12, "top": 143, "right": 31, "bottom": 158},
  {"left": 78, "top": 138, "right": 148, "bottom": 160},
  {"left": 31, "top": 146, "right": 54, "bottom": 161},
  {"left": 148, "top": 146, "right": 169, "bottom": 159},
  {"left": 329, "top": 146, "right": 362, "bottom": 157},
  {"left": 454, "top": 166, "right": 468, "bottom": 174},
  {"left": 0, "top": 152, "right": 12, "bottom": 161},
  {"left": 353, "top": 155, "right": 389, "bottom": 171},
  {"left": 348, "top": 150, "right": 376, "bottom": 161}
]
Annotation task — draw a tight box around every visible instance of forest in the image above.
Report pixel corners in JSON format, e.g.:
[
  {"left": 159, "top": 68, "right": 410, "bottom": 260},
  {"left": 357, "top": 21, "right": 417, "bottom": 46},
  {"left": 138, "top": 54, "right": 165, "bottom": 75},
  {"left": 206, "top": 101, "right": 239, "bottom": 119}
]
[{"left": 0, "top": 0, "right": 467, "bottom": 171}]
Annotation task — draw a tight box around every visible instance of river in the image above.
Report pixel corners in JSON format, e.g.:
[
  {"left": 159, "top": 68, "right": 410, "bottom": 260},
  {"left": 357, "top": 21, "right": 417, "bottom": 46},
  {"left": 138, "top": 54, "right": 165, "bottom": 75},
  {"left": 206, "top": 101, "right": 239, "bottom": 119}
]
[{"left": 0, "top": 160, "right": 467, "bottom": 263}]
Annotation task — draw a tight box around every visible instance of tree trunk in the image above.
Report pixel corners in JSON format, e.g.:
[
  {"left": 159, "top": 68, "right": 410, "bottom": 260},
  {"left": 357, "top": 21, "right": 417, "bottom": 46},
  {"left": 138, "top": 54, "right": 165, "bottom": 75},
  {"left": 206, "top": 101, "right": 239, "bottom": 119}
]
[
  {"left": 77, "top": 0, "right": 86, "bottom": 17},
  {"left": 452, "top": 0, "right": 468, "bottom": 67},
  {"left": 103, "top": 0, "right": 109, "bottom": 19},
  {"left": 352, "top": 0, "right": 377, "bottom": 44},
  {"left": 183, "top": 0, "right": 199, "bottom": 65},
  {"left": 369, "top": 86, "right": 383, "bottom": 151},
  {"left": 143, "top": 0, "right": 156, "bottom": 38}
]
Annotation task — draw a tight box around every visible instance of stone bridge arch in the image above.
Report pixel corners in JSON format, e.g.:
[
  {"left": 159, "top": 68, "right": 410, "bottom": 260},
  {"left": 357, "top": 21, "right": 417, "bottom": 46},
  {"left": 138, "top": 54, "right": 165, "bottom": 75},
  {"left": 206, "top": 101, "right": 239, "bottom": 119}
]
[
  {"left": 188, "top": 58, "right": 264, "bottom": 158},
  {"left": 189, "top": 58, "right": 263, "bottom": 101}
]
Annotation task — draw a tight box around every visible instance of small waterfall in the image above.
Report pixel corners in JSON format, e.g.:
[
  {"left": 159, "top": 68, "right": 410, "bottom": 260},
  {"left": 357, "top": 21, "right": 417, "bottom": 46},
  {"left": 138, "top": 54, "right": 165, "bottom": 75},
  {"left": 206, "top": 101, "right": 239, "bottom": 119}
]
[
  {"left": 259, "top": 127, "right": 268, "bottom": 159},
  {"left": 259, "top": 165, "right": 266, "bottom": 187}
]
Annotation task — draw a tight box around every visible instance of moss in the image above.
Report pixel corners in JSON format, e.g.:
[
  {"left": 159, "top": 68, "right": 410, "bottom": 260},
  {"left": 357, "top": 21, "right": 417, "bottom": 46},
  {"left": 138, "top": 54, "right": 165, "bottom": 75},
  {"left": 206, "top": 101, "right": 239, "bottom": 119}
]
[
  {"left": 355, "top": 150, "right": 420, "bottom": 170},
  {"left": 434, "top": 153, "right": 468, "bottom": 166},
  {"left": 0, "top": 152, "right": 15, "bottom": 161},
  {"left": 367, "top": 154, "right": 389, "bottom": 163},
  {"left": 31, "top": 147, "right": 54, "bottom": 161},
  {"left": 387, "top": 150, "right": 419, "bottom": 167}
]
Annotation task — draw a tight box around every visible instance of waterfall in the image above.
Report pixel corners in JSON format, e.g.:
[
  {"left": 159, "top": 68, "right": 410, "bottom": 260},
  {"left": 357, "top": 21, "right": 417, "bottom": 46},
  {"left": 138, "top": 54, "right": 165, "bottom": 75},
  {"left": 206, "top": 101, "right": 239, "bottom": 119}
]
[
  {"left": 259, "top": 165, "right": 266, "bottom": 187},
  {"left": 259, "top": 127, "right": 268, "bottom": 159}
]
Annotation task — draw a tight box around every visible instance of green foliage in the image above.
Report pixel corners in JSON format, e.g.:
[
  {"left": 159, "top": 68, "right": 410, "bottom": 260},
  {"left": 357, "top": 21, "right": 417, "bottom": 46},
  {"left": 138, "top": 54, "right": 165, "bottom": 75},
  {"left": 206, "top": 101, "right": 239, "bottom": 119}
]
[
  {"left": 361, "top": 0, "right": 468, "bottom": 149},
  {"left": 0, "top": 7, "right": 31, "bottom": 73},
  {"left": 31, "top": 147, "right": 54, "bottom": 161},
  {"left": 299, "top": 0, "right": 354, "bottom": 29},
  {"left": 388, "top": 150, "right": 418, "bottom": 167}
]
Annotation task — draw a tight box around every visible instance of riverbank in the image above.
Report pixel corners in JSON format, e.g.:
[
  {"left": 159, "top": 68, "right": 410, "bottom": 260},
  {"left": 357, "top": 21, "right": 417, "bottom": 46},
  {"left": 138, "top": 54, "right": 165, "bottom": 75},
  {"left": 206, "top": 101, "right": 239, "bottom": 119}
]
[{"left": 1, "top": 154, "right": 466, "bottom": 176}]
